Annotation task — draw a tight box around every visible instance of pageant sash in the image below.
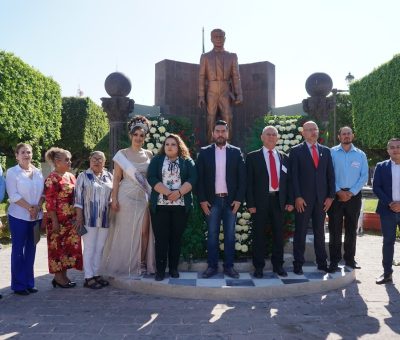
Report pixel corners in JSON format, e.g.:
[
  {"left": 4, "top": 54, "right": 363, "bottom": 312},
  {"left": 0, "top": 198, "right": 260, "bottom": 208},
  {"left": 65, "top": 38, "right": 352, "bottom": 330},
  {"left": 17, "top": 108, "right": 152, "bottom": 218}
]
[{"left": 113, "top": 150, "right": 151, "bottom": 196}]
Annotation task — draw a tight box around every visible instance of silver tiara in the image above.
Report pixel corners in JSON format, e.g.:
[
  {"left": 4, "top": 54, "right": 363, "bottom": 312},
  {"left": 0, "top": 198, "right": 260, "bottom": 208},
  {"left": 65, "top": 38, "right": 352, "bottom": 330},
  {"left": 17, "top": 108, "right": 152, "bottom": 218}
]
[{"left": 130, "top": 122, "right": 149, "bottom": 134}]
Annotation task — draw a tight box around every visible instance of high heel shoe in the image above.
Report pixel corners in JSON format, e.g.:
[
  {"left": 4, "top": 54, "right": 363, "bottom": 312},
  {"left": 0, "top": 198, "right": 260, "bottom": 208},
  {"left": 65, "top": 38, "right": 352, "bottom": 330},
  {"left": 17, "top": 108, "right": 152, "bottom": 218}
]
[{"left": 51, "top": 279, "right": 74, "bottom": 288}]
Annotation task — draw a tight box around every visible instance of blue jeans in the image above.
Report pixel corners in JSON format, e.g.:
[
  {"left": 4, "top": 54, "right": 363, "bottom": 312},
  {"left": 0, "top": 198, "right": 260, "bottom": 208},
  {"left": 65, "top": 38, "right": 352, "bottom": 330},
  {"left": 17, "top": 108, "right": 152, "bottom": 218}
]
[
  {"left": 9, "top": 215, "right": 37, "bottom": 291},
  {"left": 206, "top": 197, "right": 236, "bottom": 269},
  {"left": 380, "top": 213, "right": 400, "bottom": 275}
]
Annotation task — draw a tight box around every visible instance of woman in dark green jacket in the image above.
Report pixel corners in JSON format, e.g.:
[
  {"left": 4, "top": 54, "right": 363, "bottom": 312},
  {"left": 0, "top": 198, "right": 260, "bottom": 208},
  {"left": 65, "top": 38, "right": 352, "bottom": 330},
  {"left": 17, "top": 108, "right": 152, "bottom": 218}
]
[{"left": 147, "top": 134, "right": 197, "bottom": 281}]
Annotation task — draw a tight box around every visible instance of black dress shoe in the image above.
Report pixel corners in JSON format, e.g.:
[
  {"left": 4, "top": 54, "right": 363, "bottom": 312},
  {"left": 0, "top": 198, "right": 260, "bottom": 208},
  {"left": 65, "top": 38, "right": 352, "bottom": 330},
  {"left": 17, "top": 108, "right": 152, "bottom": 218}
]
[
  {"left": 155, "top": 272, "right": 165, "bottom": 281},
  {"left": 27, "top": 287, "right": 38, "bottom": 293},
  {"left": 169, "top": 269, "right": 179, "bottom": 278},
  {"left": 345, "top": 261, "right": 361, "bottom": 269},
  {"left": 328, "top": 263, "right": 339, "bottom": 273},
  {"left": 273, "top": 267, "right": 288, "bottom": 277},
  {"left": 202, "top": 267, "right": 218, "bottom": 278},
  {"left": 253, "top": 269, "right": 263, "bottom": 279},
  {"left": 223, "top": 267, "right": 239, "bottom": 279},
  {"left": 376, "top": 273, "right": 392, "bottom": 285},
  {"left": 293, "top": 265, "right": 303, "bottom": 275},
  {"left": 14, "top": 290, "right": 30, "bottom": 296}
]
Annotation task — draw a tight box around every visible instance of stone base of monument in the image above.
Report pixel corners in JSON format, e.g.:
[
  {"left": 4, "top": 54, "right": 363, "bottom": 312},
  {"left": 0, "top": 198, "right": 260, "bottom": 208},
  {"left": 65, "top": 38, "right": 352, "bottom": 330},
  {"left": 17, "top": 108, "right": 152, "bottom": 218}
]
[{"left": 110, "top": 234, "right": 354, "bottom": 301}]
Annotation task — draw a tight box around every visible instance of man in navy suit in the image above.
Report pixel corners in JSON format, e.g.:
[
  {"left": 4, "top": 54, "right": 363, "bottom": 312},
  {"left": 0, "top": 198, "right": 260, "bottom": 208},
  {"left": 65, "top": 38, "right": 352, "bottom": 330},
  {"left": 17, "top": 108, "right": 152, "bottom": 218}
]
[
  {"left": 246, "top": 126, "right": 294, "bottom": 278},
  {"left": 289, "top": 121, "right": 335, "bottom": 274},
  {"left": 373, "top": 138, "right": 400, "bottom": 284},
  {"left": 197, "top": 120, "right": 246, "bottom": 278}
]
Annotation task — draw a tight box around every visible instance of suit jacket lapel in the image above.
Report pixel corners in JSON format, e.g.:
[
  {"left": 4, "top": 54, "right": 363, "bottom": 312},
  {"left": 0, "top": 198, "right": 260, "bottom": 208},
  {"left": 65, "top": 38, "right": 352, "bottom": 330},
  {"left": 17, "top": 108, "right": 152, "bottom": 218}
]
[{"left": 210, "top": 144, "right": 216, "bottom": 183}]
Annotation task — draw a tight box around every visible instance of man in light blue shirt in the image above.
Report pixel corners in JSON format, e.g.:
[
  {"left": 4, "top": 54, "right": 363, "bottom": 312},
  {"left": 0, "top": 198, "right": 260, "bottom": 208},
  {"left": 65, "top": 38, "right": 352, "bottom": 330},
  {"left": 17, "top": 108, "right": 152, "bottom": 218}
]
[{"left": 328, "top": 126, "right": 368, "bottom": 272}]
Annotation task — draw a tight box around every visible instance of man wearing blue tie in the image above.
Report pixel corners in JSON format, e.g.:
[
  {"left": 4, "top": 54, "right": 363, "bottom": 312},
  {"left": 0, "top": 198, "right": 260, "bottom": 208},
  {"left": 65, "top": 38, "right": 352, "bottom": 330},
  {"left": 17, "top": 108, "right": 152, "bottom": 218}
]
[{"left": 289, "top": 121, "right": 336, "bottom": 274}]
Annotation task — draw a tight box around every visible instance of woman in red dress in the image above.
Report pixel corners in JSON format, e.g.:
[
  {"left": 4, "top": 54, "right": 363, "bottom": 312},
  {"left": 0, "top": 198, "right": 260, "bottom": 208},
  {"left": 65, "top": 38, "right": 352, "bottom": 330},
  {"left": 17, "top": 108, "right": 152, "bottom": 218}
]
[{"left": 44, "top": 147, "right": 83, "bottom": 288}]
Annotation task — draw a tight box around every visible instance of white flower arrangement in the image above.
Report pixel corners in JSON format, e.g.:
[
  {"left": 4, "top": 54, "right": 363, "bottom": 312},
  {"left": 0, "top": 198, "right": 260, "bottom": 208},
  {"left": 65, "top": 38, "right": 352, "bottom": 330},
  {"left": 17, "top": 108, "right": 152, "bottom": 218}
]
[{"left": 144, "top": 116, "right": 170, "bottom": 154}]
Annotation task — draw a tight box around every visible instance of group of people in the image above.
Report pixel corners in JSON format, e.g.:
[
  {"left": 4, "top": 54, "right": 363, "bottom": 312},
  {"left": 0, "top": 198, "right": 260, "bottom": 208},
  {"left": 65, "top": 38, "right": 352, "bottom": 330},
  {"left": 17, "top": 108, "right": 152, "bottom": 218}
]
[{"left": 2, "top": 115, "right": 399, "bottom": 298}]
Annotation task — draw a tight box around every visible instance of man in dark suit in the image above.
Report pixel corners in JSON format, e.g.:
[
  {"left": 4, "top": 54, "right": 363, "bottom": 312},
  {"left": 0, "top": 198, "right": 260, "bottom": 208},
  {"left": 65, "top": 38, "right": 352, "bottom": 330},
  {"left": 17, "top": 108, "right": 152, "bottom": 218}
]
[
  {"left": 246, "top": 126, "right": 294, "bottom": 278},
  {"left": 373, "top": 138, "right": 400, "bottom": 284},
  {"left": 197, "top": 120, "right": 246, "bottom": 278},
  {"left": 198, "top": 28, "right": 243, "bottom": 143},
  {"left": 289, "top": 121, "right": 335, "bottom": 274}
]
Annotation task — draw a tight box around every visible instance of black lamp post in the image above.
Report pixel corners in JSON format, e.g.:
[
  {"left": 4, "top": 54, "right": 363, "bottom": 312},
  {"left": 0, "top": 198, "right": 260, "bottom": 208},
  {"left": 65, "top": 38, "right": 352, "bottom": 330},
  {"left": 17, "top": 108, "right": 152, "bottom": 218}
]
[{"left": 331, "top": 73, "right": 354, "bottom": 144}]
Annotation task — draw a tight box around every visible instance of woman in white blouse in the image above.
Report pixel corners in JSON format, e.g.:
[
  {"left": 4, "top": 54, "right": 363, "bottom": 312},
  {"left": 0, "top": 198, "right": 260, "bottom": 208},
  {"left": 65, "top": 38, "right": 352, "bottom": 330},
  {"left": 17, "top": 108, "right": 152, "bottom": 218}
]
[
  {"left": 74, "top": 151, "right": 113, "bottom": 289},
  {"left": 6, "top": 143, "right": 44, "bottom": 296}
]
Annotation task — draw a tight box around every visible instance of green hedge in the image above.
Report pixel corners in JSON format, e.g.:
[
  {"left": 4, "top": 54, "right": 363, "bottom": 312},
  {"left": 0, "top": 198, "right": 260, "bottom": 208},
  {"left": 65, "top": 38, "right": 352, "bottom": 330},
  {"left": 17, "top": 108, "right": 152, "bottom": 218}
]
[
  {"left": 0, "top": 51, "right": 62, "bottom": 166},
  {"left": 351, "top": 54, "right": 400, "bottom": 149},
  {"left": 59, "top": 97, "right": 109, "bottom": 170}
]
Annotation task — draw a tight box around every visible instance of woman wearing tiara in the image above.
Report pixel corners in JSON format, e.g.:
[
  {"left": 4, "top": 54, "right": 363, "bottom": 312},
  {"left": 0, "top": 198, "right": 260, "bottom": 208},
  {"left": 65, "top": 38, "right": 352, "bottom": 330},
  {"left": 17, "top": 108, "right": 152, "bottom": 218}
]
[{"left": 101, "top": 115, "right": 155, "bottom": 277}]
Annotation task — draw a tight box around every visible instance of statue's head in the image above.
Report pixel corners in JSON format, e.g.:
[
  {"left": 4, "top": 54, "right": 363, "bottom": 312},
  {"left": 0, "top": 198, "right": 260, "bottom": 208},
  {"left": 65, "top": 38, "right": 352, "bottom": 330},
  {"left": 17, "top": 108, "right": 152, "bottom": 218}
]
[{"left": 211, "top": 29, "right": 225, "bottom": 49}]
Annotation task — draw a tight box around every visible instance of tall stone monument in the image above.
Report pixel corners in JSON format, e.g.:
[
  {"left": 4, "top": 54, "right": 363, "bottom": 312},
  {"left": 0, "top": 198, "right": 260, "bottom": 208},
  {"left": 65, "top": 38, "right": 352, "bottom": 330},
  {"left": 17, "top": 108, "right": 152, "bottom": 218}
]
[
  {"left": 302, "top": 73, "right": 335, "bottom": 124},
  {"left": 101, "top": 72, "right": 135, "bottom": 169}
]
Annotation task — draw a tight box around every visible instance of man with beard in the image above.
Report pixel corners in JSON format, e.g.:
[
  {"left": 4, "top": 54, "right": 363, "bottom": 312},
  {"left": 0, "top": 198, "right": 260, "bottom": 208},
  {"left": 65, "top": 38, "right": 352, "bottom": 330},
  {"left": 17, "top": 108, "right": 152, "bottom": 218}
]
[
  {"left": 328, "top": 127, "right": 368, "bottom": 272},
  {"left": 197, "top": 120, "right": 246, "bottom": 278}
]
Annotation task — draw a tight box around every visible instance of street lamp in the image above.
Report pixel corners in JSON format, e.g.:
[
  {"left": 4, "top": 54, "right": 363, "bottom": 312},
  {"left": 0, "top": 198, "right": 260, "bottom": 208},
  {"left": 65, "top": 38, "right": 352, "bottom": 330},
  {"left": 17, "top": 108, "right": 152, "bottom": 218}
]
[{"left": 331, "top": 72, "right": 354, "bottom": 144}]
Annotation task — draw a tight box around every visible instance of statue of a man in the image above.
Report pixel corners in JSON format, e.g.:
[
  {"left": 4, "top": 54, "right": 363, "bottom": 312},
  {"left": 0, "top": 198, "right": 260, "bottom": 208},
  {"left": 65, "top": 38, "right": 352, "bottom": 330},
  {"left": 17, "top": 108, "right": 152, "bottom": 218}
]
[{"left": 198, "top": 28, "right": 243, "bottom": 142}]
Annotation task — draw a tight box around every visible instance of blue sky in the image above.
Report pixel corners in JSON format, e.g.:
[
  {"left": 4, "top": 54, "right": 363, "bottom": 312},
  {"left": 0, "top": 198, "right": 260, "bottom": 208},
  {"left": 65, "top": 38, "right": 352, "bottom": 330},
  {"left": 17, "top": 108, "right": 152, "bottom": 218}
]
[{"left": 1, "top": 0, "right": 399, "bottom": 108}]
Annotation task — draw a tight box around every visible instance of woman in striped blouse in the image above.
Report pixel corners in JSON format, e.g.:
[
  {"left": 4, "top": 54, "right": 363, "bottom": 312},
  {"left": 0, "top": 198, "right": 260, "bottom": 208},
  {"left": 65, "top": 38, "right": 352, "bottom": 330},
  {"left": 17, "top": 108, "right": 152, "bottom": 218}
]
[{"left": 74, "top": 151, "right": 113, "bottom": 289}]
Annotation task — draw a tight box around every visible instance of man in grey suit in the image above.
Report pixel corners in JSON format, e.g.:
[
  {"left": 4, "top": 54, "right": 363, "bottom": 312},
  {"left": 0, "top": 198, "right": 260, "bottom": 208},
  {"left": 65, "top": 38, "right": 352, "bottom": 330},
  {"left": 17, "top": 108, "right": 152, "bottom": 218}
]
[{"left": 198, "top": 28, "right": 243, "bottom": 143}]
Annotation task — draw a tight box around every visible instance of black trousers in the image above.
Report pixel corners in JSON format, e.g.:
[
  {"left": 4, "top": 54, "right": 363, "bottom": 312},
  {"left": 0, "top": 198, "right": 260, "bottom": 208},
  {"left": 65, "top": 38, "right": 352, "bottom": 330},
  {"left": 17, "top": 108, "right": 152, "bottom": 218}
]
[
  {"left": 327, "top": 192, "right": 362, "bottom": 264},
  {"left": 151, "top": 205, "right": 188, "bottom": 274},
  {"left": 293, "top": 198, "right": 327, "bottom": 267},
  {"left": 252, "top": 194, "right": 284, "bottom": 270}
]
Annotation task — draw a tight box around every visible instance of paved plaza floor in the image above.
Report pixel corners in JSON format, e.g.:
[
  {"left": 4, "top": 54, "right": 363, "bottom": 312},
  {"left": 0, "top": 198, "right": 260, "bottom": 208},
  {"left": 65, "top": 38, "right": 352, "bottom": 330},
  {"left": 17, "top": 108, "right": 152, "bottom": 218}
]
[{"left": 1, "top": 234, "right": 400, "bottom": 339}]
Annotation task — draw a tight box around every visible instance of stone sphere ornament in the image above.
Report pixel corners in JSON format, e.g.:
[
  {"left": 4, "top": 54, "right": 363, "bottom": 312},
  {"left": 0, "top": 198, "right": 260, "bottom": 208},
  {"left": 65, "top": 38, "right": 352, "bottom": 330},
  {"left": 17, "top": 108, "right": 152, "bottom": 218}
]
[
  {"left": 305, "top": 73, "right": 333, "bottom": 97},
  {"left": 104, "top": 72, "right": 132, "bottom": 97}
]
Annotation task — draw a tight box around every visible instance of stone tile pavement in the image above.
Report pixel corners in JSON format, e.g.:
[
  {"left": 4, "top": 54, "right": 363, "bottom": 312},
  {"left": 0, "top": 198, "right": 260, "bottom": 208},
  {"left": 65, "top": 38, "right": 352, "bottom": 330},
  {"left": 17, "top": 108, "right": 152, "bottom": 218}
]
[{"left": 1, "top": 234, "right": 400, "bottom": 339}]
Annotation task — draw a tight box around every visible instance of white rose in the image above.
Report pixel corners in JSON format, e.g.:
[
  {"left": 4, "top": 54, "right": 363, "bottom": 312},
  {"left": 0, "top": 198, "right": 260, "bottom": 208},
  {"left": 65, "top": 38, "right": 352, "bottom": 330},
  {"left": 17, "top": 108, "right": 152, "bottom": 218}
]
[
  {"left": 282, "top": 134, "right": 287, "bottom": 139},
  {"left": 277, "top": 145, "right": 283, "bottom": 150},
  {"left": 298, "top": 127, "right": 303, "bottom": 132},
  {"left": 147, "top": 143, "right": 154, "bottom": 150},
  {"left": 279, "top": 127, "right": 285, "bottom": 131},
  {"left": 235, "top": 233, "right": 241, "bottom": 240},
  {"left": 286, "top": 126, "right": 292, "bottom": 131},
  {"left": 235, "top": 242, "right": 242, "bottom": 251},
  {"left": 277, "top": 139, "right": 283, "bottom": 145},
  {"left": 242, "top": 234, "right": 248, "bottom": 240},
  {"left": 235, "top": 224, "right": 242, "bottom": 232},
  {"left": 153, "top": 133, "right": 160, "bottom": 138},
  {"left": 241, "top": 245, "right": 248, "bottom": 253},
  {"left": 283, "top": 145, "right": 289, "bottom": 152},
  {"left": 150, "top": 127, "right": 156, "bottom": 134},
  {"left": 163, "top": 119, "right": 169, "bottom": 124},
  {"left": 284, "top": 140, "right": 290, "bottom": 145},
  {"left": 219, "top": 233, "right": 224, "bottom": 241},
  {"left": 242, "top": 225, "right": 249, "bottom": 232},
  {"left": 152, "top": 148, "right": 158, "bottom": 154},
  {"left": 288, "top": 133, "right": 294, "bottom": 138},
  {"left": 145, "top": 137, "right": 150, "bottom": 142},
  {"left": 236, "top": 212, "right": 242, "bottom": 218},
  {"left": 158, "top": 126, "right": 166, "bottom": 133},
  {"left": 152, "top": 120, "right": 158, "bottom": 126},
  {"left": 165, "top": 132, "right": 170, "bottom": 137},
  {"left": 268, "top": 120, "right": 275, "bottom": 124},
  {"left": 296, "top": 135, "right": 302, "bottom": 140},
  {"left": 220, "top": 224, "right": 223, "bottom": 232},
  {"left": 242, "top": 212, "right": 251, "bottom": 220},
  {"left": 291, "top": 124, "right": 296, "bottom": 129},
  {"left": 219, "top": 244, "right": 224, "bottom": 251},
  {"left": 159, "top": 136, "right": 166, "bottom": 142},
  {"left": 238, "top": 218, "right": 247, "bottom": 226},
  {"left": 156, "top": 143, "right": 162, "bottom": 148}
]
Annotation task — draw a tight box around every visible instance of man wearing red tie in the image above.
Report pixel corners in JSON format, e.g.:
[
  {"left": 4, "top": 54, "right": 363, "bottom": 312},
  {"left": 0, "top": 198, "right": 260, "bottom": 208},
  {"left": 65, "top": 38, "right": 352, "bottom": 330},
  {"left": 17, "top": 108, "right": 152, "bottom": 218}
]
[
  {"left": 289, "top": 121, "right": 336, "bottom": 274},
  {"left": 246, "top": 126, "right": 294, "bottom": 278}
]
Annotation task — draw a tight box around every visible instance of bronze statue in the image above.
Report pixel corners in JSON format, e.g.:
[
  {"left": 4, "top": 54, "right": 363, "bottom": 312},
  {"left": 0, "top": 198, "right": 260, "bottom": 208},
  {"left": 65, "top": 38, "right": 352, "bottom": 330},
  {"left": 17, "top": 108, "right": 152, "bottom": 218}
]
[{"left": 198, "top": 29, "right": 243, "bottom": 142}]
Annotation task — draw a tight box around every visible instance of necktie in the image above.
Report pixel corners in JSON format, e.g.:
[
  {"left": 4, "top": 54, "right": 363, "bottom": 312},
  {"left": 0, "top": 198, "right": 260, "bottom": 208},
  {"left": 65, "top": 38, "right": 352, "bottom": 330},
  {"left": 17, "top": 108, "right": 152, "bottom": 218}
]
[
  {"left": 312, "top": 145, "right": 319, "bottom": 168},
  {"left": 268, "top": 150, "right": 279, "bottom": 190},
  {"left": 216, "top": 53, "right": 223, "bottom": 79}
]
